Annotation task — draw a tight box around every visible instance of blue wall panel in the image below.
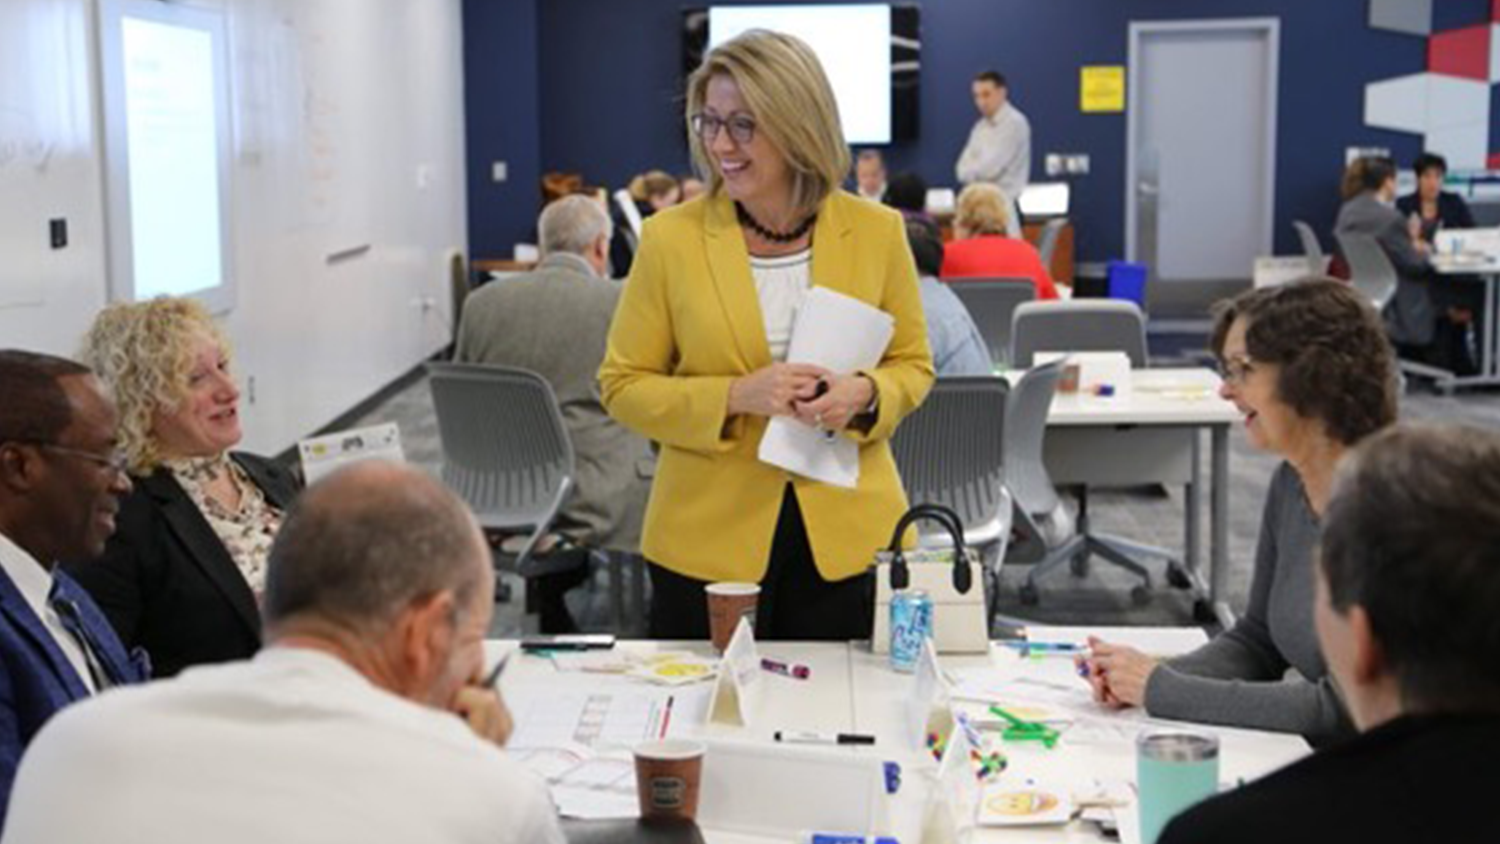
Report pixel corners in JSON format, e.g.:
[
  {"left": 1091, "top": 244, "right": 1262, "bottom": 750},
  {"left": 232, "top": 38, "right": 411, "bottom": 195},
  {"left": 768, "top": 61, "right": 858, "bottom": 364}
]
[
  {"left": 462, "top": 0, "right": 540, "bottom": 258},
  {"left": 467, "top": 1, "right": 1443, "bottom": 263}
]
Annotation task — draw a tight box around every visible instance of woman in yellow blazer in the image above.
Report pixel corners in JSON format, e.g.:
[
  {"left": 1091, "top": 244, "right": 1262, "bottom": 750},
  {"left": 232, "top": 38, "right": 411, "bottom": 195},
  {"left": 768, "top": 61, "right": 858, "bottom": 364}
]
[{"left": 599, "top": 30, "right": 934, "bottom": 641}]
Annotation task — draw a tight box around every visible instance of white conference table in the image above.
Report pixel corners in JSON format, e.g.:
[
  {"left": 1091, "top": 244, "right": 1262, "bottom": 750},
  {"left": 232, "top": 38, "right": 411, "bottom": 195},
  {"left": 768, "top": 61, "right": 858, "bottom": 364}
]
[
  {"left": 1037, "top": 368, "right": 1241, "bottom": 628},
  {"left": 494, "top": 629, "right": 1309, "bottom": 844}
]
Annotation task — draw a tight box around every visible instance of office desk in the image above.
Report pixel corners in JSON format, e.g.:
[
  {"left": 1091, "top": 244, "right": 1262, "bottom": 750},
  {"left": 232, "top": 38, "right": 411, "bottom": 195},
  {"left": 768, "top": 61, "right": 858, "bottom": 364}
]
[
  {"left": 495, "top": 633, "right": 1308, "bottom": 844},
  {"left": 1041, "top": 368, "right": 1240, "bottom": 628},
  {"left": 1430, "top": 254, "right": 1500, "bottom": 391}
]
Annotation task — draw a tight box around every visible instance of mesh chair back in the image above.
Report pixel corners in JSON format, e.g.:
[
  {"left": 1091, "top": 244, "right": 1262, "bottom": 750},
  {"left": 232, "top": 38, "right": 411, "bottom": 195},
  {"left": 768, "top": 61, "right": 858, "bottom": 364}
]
[
  {"left": 1336, "top": 232, "right": 1398, "bottom": 310},
  {"left": 426, "top": 363, "right": 574, "bottom": 531},
  {"left": 1036, "top": 217, "right": 1068, "bottom": 267},
  {"left": 1292, "top": 220, "right": 1324, "bottom": 259},
  {"left": 1011, "top": 299, "right": 1148, "bottom": 368},
  {"left": 890, "top": 377, "right": 1009, "bottom": 535},
  {"left": 950, "top": 280, "right": 1036, "bottom": 367},
  {"left": 1003, "top": 360, "right": 1064, "bottom": 518}
]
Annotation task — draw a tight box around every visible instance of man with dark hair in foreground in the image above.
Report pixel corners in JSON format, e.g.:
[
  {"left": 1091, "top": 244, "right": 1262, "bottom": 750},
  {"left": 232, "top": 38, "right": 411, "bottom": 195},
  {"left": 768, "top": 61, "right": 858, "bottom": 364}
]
[
  {"left": 3, "top": 462, "right": 563, "bottom": 844},
  {"left": 0, "top": 350, "right": 145, "bottom": 829},
  {"left": 1161, "top": 424, "right": 1500, "bottom": 843}
]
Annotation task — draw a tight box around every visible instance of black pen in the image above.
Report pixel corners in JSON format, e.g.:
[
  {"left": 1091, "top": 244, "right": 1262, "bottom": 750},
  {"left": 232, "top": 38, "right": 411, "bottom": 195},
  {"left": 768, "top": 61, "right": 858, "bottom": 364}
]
[{"left": 481, "top": 652, "right": 512, "bottom": 689}]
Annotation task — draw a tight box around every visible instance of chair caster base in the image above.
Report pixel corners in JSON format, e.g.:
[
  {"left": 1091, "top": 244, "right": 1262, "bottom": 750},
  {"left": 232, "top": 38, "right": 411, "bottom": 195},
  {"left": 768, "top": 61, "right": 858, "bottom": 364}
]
[
  {"left": 1192, "top": 599, "right": 1217, "bottom": 625},
  {"left": 1166, "top": 565, "right": 1193, "bottom": 590},
  {"left": 1018, "top": 583, "right": 1040, "bottom": 606}
]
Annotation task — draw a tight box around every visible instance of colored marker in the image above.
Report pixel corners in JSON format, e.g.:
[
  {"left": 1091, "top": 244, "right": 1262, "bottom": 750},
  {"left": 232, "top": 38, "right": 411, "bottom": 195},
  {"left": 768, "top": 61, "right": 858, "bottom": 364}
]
[{"left": 762, "top": 657, "right": 812, "bottom": 680}]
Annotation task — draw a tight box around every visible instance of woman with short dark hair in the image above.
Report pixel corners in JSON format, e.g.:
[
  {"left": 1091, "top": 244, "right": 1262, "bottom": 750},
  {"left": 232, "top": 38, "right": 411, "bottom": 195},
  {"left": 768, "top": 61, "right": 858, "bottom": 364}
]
[
  {"left": 1396, "top": 152, "right": 1476, "bottom": 242},
  {"left": 1081, "top": 278, "right": 1397, "bottom": 745}
]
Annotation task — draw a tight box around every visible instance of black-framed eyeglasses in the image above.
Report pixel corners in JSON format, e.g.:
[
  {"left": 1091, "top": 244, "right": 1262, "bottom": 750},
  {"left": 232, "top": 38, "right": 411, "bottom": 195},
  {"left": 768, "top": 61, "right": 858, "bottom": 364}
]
[
  {"left": 28, "top": 442, "right": 130, "bottom": 476},
  {"left": 690, "top": 112, "right": 756, "bottom": 146},
  {"left": 1216, "top": 354, "right": 1256, "bottom": 386}
]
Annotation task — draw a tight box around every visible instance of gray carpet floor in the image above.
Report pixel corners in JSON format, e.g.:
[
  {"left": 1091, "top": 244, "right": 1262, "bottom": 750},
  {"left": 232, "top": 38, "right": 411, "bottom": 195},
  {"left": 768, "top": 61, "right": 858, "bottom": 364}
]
[{"left": 352, "top": 369, "right": 1500, "bottom": 638}]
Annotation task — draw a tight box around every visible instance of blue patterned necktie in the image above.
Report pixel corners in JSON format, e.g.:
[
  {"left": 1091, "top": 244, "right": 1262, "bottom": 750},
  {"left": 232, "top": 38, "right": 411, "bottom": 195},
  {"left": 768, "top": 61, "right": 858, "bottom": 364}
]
[{"left": 48, "top": 584, "right": 116, "bottom": 691}]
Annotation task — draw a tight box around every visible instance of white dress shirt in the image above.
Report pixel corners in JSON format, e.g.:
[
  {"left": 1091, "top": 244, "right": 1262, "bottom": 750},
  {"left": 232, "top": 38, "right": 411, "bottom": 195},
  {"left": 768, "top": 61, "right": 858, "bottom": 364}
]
[
  {"left": 955, "top": 101, "right": 1032, "bottom": 203},
  {"left": 0, "top": 533, "right": 95, "bottom": 694},
  {"left": 751, "top": 248, "right": 812, "bottom": 363},
  {"left": 2, "top": 647, "right": 565, "bottom": 844}
]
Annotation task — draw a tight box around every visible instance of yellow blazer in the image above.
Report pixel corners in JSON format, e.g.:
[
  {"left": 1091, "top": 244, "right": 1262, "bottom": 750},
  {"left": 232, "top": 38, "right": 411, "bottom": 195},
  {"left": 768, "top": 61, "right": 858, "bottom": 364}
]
[{"left": 599, "top": 190, "right": 934, "bottom": 583}]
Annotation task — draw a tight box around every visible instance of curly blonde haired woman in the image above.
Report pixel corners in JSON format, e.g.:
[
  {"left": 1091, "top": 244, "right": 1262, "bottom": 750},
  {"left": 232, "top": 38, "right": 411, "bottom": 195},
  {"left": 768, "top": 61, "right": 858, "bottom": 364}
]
[{"left": 64, "top": 297, "right": 299, "bottom": 677}]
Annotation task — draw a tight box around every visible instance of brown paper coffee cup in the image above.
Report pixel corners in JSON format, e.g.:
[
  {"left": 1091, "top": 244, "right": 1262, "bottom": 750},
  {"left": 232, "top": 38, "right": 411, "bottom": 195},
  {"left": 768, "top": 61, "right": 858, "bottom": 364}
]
[
  {"left": 705, "top": 582, "right": 760, "bottom": 653},
  {"left": 633, "top": 739, "right": 705, "bottom": 821}
]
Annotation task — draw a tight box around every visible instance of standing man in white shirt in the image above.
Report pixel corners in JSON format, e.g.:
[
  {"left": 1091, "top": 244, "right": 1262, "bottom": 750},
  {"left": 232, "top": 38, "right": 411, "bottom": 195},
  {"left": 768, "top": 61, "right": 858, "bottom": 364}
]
[
  {"left": 0, "top": 350, "right": 146, "bottom": 830},
  {"left": 955, "top": 70, "right": 1031, "bottom": 208},
  {"left": 3, "top": 461, "right": 565, "bottom": 844}
]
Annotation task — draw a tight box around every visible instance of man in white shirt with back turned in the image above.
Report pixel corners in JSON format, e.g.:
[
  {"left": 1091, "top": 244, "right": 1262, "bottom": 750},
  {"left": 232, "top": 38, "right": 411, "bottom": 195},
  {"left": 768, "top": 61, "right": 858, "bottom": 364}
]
[
  {"left": 2, "top": 461, "right": 564, "bottom": 844},
  {"left": 955, "top": 70, "right": 1031, "bottom": 205}
]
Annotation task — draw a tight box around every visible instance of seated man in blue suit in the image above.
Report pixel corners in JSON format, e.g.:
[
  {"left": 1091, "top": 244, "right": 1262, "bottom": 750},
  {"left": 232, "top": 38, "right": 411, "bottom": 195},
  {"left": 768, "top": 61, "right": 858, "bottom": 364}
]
[{"left": 0, "top": 351, "right": 147, "bottom": 825}]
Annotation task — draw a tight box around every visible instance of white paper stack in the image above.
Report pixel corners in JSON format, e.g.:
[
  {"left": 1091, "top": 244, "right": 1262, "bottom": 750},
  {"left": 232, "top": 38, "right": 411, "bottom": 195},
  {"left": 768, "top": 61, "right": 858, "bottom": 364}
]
[{"left": 757, "top": 287, "right": 894, "bottom": 488}]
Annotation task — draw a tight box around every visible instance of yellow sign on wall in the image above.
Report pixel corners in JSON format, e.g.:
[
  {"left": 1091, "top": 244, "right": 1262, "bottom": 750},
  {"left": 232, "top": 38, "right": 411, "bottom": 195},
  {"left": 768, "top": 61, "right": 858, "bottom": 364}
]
[{"left": 1080, "top": 65, "right": 1125, "bottom": 113}]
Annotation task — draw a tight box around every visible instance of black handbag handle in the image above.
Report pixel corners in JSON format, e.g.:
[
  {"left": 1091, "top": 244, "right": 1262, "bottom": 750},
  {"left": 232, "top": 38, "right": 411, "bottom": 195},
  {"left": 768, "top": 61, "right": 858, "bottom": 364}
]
[{"left": 886, "top": 503, "right": 973, "bottom": 595}]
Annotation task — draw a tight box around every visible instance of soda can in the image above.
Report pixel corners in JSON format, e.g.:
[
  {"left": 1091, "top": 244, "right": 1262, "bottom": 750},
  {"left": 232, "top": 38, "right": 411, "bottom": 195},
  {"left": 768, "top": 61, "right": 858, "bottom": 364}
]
[{"left": 890, "top": 589, "right": 934, "bottom": 672}]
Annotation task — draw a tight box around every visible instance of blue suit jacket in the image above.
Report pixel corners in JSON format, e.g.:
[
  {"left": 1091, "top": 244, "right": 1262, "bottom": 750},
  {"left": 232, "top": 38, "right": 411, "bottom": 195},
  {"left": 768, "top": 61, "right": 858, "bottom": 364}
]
[{"left": 0, "top": 567, "right": 147, "bottom": 829}]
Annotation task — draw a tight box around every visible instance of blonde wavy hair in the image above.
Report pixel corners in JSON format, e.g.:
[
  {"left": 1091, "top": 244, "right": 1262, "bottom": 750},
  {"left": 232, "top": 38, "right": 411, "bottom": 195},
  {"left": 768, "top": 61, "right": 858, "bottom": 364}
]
[
  {"left": 686, "top": 29, "right": 851, "bottom": 219},
  {"left": 955, "top": 183, "right": 1012, "bottom": 237},
  {"left": 79, "top": 297, "right": 232, "bottom": 474}
]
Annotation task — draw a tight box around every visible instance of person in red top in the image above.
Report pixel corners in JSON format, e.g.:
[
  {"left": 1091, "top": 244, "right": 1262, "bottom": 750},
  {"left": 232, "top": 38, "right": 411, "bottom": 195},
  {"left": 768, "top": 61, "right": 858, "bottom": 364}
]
[{"left": 940, "top": 182, "right": 1058, "bottom": 300}]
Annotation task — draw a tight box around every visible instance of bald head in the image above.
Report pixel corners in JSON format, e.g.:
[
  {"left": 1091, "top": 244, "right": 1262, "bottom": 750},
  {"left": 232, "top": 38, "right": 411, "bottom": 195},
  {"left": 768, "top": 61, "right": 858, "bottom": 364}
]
[{"left": 263, "top": 461, "right": 489, "bottom": 638}]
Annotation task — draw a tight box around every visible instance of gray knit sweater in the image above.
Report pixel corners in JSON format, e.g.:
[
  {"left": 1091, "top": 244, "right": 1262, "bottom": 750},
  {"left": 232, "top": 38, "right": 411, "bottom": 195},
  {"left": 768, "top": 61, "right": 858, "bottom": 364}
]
[{"left": 1144, "top": 463, "right": 1353, "bottom": 744}]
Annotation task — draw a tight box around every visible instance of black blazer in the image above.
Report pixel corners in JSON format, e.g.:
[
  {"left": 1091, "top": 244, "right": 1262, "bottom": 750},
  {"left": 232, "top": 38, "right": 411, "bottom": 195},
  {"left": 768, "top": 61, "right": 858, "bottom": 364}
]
[
  {"left": 1159, "top": 714, "right": 1500, "bottom": 844},
  {"left": 1396, "top": 189, "right": 1476, "bottom": 241},
  {"left": 64, "top": 453, "right": 300, "bottom": 678}
]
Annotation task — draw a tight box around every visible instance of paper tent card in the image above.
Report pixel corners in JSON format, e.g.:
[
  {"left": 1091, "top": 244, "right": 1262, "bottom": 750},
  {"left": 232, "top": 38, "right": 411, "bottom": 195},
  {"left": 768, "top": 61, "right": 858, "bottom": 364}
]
[{"left": 707, "top": 617, "right": 762, "bottom": 727}]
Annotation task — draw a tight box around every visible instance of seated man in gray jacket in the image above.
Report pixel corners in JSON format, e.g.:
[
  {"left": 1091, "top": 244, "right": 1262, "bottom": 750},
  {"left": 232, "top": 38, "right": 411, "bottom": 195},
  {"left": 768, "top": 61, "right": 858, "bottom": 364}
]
[{"left": 456, "top": 195, "right": 651, "bottom": 631}]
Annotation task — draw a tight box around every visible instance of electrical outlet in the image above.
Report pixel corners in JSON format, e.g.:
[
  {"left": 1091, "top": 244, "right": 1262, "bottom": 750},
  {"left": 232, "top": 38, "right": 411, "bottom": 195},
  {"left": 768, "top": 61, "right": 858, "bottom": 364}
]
[
  {"left": 246, "top": 375, "right": 256, "bottom": 406},
  {"left": 49, "top": 218, "right": 67, "bottom": 249},
  {"left": 492, "top": 161, "right": 508, "bottom": 183},
  {"left": 1045, "top": 154, "right": 1064, "bottom": 177},
  {"left": 1068, "top": 154, "right": 1090, "bottom": 175}
]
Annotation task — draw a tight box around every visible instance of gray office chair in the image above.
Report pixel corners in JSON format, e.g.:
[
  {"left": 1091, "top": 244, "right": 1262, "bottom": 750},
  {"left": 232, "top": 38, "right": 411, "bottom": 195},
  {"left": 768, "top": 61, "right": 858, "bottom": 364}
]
[
  {"left": 950, "top": 279, "right": 1035, "bottom": 368},
  {"left": 1336, "top": 231, "right": 1450, "bottom": 388},
  {"left": 890, "top": 376, "right": 1012, "bottom": 625},
  {"left": 1035, "top": 217, "right": 1069, "bottom": 269},
  {"left": 1293, "top": 220, "right": 1323, "bottom": 259},
  {"left": 1002, "top": 360, "right": 1167, "bottom": 605},
  {"left": 1010, "top": 299, "right": 1149, "bottom": 368},
  {"left": 1336, "top": 231, "right": 1397, "bottom": 310},
  {"left": 426, "top": 362, "right": 578, "bottom": 579},
  {"left": 1293, "top": 220, "right": 1325, "bottom": 276}
]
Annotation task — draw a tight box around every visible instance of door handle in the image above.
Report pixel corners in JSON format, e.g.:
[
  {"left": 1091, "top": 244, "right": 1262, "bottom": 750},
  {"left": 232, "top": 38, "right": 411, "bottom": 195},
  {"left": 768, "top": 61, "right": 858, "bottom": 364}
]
[{"left": 1137, "top": 181, "right": 1159, "bottom": 197}]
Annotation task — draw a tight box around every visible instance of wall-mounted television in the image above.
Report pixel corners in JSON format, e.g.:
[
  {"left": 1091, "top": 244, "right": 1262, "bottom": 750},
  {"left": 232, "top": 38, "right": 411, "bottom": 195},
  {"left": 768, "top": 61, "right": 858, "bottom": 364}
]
[{"left": 682, "top": 4, "right": 921, "bottom": 145}]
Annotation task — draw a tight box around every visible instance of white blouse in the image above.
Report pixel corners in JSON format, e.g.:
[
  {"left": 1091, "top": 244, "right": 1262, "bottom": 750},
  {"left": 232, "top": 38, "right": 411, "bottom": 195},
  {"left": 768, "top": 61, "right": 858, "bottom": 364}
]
[{"left": 750, "top": 248, "right": 812, "bottom": 362}]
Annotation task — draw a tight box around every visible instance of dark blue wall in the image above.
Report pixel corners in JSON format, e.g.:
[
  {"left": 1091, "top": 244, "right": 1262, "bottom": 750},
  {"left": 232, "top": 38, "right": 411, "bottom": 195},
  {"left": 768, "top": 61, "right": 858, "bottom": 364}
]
[
  {"left": 467, "top": 0, "right": 1489, "bottom": 262},
  {"left": 462, "top": 0, "right": 540, "bottom": 259}
]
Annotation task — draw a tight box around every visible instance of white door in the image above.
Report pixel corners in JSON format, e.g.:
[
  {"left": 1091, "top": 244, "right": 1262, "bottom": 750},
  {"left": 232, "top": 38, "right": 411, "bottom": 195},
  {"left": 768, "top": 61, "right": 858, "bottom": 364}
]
[{"left": 1127, "top": 19, "right": 1279, "bottom": 286}]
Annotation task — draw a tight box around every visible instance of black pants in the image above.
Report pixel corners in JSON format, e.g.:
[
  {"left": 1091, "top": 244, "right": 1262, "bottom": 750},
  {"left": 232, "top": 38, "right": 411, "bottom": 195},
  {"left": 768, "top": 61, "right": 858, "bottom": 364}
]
[{"left": 647, "top": 485, "right": 873, "bottom": 641}]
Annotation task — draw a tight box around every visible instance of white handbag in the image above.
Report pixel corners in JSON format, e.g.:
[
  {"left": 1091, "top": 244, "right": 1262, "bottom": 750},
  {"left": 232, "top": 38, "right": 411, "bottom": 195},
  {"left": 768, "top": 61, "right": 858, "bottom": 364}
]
[{"left": 870, "top": 504, "right": 990, "bottom": 654}]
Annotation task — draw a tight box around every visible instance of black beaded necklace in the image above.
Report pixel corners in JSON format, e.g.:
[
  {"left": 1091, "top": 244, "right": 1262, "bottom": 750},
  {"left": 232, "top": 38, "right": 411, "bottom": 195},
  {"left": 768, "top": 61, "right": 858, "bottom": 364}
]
[{"left": 735, "top": 201, "right": 815, "bottom": 243}]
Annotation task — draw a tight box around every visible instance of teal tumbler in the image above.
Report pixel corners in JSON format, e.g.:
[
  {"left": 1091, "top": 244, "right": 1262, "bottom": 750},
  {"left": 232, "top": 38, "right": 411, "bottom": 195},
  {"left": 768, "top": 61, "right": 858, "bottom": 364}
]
[{"left": 1136, "top": 731, "right": 1219, "bottom": 844}]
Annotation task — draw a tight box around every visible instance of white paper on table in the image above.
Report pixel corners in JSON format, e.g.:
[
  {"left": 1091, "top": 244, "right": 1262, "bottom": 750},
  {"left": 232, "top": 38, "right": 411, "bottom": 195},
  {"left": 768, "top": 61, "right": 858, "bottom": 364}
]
[{"left": 757, "top": 287, "right": 895, "bottom": 488}]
